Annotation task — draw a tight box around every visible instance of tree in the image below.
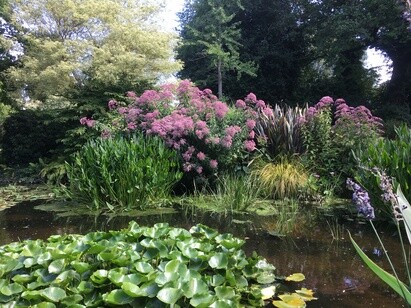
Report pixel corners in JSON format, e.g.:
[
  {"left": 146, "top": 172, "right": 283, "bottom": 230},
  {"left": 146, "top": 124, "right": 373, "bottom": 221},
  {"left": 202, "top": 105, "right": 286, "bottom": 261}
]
[
  {"left": 178, "top": 0, "right": 255, "bottom": 99},
  {"left": 5, "top": 0, "right": 181, "bottom": 103},
  {"left": 299, "top": 0, "right": 411, "bottom": 113}
]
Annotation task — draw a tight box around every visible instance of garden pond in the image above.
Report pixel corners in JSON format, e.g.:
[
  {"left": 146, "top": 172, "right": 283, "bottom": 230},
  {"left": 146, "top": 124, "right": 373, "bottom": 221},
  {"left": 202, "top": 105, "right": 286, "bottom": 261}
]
[{"left": 0, "top": 199, "right": 407, "bottom": 307}]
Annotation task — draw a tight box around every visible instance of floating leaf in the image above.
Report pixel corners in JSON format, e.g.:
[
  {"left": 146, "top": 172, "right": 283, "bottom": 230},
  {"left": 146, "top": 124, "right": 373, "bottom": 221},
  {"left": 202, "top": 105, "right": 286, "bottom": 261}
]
[
  {"left": 215, "top": 286, "right": 235, "bottom": 300},
  {"left": 1, "top": 283, "right": 24, "bottom": 296},
  {"left": 208, "top": 253, "right": 228, "bottom": 269},
  {"left": 261, "top": 286, "right": 276, "bottom": 300},
  {"left": 273, "top": 294, "right": 306, "bottom": 308},
  {"left": 90, "top": 270, "right": 108, "bottom": 284},
  {"left": 285, "top": 273, "right": 305, "bottom": 282},
  {"left": 48, "top": 259, "right": 65, "bottom": 274},
  {"left": 156, "top": 287, "right": 183, "bottom": 304},
  {"left": 121, "top": 282, "right": 147, "bottom": 297},
  {"left": 190, "top": 293, "right": 215, "bottom": 307},
  {"left": 40, "top": 287, "right": 67, "bottom": 302},
  {"left": 103, "top": 289, "right": 133, "bottom": 305},
  {"left": 295, "top": 288, "right": 317, "bottom": 301},
  {"left": 135, "top": 262, "right": 154, "bottom": 273}
]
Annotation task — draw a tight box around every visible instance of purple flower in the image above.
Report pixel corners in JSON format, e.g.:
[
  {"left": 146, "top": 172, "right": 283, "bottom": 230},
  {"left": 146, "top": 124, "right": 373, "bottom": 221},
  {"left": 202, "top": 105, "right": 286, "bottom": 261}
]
[
  {"left": 346, "top": 178, "right": 375, "bottom": 220},
  {"left": 213, "top": 101, "right": 229, "bottom": 119},
  {"left": 246, "top": 119, "right": 256, "bottom": 130}
]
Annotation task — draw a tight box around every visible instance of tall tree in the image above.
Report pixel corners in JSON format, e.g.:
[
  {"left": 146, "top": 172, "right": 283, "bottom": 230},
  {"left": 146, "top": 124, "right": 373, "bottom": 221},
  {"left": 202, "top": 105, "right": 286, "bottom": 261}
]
[
  {"left": 6, "top": 0, "right": 181, "bottom": 103},
  {"left": 300, "top": 0, "right": 411, "bottom": 112},
  {"left": 178, "top": 0, "right": 255, "bottom": 99}
]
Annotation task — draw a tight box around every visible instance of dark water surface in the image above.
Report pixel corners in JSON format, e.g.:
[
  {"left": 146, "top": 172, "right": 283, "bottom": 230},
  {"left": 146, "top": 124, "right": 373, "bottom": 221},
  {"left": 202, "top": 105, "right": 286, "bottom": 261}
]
[{"left": 0, "top": 201, "right": 407, "bottom": 307}]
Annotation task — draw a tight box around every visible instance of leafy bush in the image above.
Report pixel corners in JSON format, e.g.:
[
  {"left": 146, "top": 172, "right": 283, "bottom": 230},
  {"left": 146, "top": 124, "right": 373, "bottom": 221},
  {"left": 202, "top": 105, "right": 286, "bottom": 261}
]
[
  {"left": 301, "top": 96, "right": 383, "bottom": 194},
  {"left": 1, "top": 109, "right": 78, "bottom": 165},
  {"left": 354, "top": 124, "right": 411, "bottom": 217},
  {"left": 252, "top": 157, "right": 309, "bottom": 200},
  {"left": 0, "top": 222, "right": 315, "bottom": 307},
  {"left": 66, "top": 133, "right": 182, "bottom": 211},
  {"left": 82, "top": 81, "right": 271, "bottom": 180}
]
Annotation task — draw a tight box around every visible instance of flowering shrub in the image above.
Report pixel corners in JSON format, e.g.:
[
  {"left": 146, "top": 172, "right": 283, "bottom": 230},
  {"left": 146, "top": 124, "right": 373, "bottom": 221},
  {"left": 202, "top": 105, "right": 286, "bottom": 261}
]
[
  {"left": 85, "top": 80, "right": 270, "bottom": 179},
  {"left": 301, "top": 96, "right": 383, "bottom": 193}
]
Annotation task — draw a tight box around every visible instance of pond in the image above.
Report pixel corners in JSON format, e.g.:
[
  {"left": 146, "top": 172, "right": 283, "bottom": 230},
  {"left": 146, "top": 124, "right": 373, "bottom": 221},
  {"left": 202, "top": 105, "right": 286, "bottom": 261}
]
[{"left": 0, "top": 200, "right": 407, "bottom": 307}]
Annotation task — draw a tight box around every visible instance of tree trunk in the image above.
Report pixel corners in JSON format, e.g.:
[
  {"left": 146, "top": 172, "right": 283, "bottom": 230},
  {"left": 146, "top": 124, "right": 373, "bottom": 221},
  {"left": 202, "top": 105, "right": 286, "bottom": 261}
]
[{"left": 217, "top": 58, "right": 223, "bottom": 99}]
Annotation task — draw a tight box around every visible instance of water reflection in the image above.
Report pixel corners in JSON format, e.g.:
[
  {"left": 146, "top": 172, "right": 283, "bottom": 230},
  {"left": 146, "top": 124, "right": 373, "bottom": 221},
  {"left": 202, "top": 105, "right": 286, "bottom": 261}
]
[{"left": 0, "top": 201, "right": 407, "bottom": 307}]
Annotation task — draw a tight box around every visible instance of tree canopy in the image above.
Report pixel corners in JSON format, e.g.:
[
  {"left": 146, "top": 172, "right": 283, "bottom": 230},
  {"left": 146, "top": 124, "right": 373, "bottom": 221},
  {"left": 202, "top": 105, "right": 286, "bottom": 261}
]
[{"left": 5, "top": 0, "right": 181, "bottom": 103}]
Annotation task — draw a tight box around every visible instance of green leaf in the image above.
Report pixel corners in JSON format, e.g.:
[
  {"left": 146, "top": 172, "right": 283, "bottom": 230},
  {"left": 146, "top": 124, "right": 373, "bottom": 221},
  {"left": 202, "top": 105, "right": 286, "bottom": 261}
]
[
  {"left": 190, "top": 293, "right": 215, "bottom": 307},
  {"left": 48, "top": 259, "right": 66, "bottom": 274},
  {"left": 90, "top": 269, "right": 108, "bottom": 284},
  {"left": 349, "top": 231, "right": 411, "bottom": 303},
  {"left": 70, "top": 261, "right": 90, "bottom": 274},
  {"left": 135, "top": 262, "right": 154, "bottom": 273},
  {"left": 156, "top": 287, "right": 183, "bottom": 304},
  {"left": 40, "top": 286, "right": 67, "bottom": 302},
  {"left": 32, "top": 302, "right": 57, "bottom": 308},
  {"left": 103, "top": 289, "right": 133, "bottom": 305},
  {"left": 208, "top": 253, "right": 228, "bottom": 269},
  {"left": 215, "top": 286, "right": 235, "bottom": 300},
  {"left": 121, "top": 282, "right": 147, "bottom": 297},
  {"left": 0, "top": 283, "right": 24, "bottom": 296},
  {"left": 182, "top": 277, "right": 209, "bottom": 298}
]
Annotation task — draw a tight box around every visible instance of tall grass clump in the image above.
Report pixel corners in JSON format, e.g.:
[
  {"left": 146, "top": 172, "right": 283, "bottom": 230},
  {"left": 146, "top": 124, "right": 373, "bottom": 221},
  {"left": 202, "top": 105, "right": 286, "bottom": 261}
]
[
  {"left": 66, "top": 133, "right": 182, "bottom": 211},
  {"left": 188, "top": 173, "right": 262, "bottom": 212},
  {"left": 253, "top": 157, "right": 309, "bottom": 200}
]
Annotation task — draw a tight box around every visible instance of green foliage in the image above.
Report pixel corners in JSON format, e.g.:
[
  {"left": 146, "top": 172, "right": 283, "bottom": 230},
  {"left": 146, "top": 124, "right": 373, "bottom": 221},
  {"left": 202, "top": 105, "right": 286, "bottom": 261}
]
[
  {"left": 66, "top": 133, "right": 182, "bottom": 211},
  {"left": 301, "top": 106, "right": 336, "bottom": 179},
  {"left": 207, "top": 173, "right": 262, "bottom": 212},
  {"left": 177, "top": 0, "right": 256, "bottom": 98},
  {"left": 354, "top": 124, "right": 411, "bottom": 215},
  {"left": 252, "top": 157, "right": 309, "bottom": 200},
  {"left": 6, "top": 0, "right": 181, "bottom": 102},
  {"left": 0, "top": 222, "right": 313, "bottom": 307},
  {"left": 255, "top": 104, "right": 306, "bottom": 158},
  {"left": 1, "top": 109, "right": 73, "bottom": 165}
]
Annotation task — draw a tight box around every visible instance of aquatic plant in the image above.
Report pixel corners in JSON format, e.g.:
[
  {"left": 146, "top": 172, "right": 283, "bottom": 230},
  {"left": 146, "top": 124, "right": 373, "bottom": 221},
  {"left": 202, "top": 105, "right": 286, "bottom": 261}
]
[
  {"left": 0, "top": 222, "right": 315, "bottom": 307},
  {"left": 347, "top": 174, "right": 411, "bottom": 306},
  {"left": 66, "top": 133, "right": 182, "bottom": 211},
  {"left": 354, "top": 124, "right": 411, "bottom": 217}
]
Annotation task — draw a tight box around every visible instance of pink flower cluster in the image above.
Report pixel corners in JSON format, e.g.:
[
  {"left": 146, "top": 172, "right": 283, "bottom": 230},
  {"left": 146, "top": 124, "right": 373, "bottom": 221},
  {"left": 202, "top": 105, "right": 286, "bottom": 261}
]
[{"left": 82, "top": 80, "right": 269, "bottom": 176}]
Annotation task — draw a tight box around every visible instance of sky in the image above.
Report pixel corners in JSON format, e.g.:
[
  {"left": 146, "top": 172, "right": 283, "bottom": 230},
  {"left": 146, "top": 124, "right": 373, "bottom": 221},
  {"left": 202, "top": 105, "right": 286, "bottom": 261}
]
[{"left": 161, "top": 1, "right": 392, "bottom": 84}]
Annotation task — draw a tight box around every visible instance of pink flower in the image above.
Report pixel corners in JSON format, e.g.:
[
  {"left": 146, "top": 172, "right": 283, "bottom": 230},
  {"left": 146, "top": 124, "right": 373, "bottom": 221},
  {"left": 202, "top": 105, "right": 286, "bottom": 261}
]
[
  {"left": 225, "top": 126, "right": 240, "bottom": 137},
  {"left": 108, "top": 99, "right": 118, "bottom": 110},
  {"left": 127, "top": 122, "right": 136, "bottom": 130},
  {"left": 197, "top": 152, "right": 206, "bottom": 161},
  {"left": 86, "top": 119, "right": 96, "bottom": 128},
  {"left": 235, "top": 99, "right": 246, "bottom": 109},
  {"left": 221, "top": 136, "right": 233, "bottom": 149},
  {"left": 79, "top": 117, "right": 87, "bottom": 125},
  {"left": 246, "top": 119, "right": 256, "bottom": 130},
  {"left": 182, "top": 151, "right": 192, "bottom": 161},
  {"left": 245, "top": 93, "right": 257, "bottom": 102},
  {"left": 209, "top": 160, "right": 218, "bottom": 169},
  {"left": 101, "top": 129, "right": 111, "bottom": 139},
  {"left": 196, "top": 120, "right": 207, "bottom": 130},
  {"left": 183, "top": 162, "right": 193, "bottom": 172},
  {"left": 196, "top": 166, "right": 203, "bottom": 174},
  {"left": 126, "top": 91, "right": 136, "bottom": 98},
  {"left": 256, "top": 100, "right": 266, "bottom": 109},
  {"left": 213, "top": 101, "right": 229, "bottom": 119},
  {"left": 244, "top": 140, "right": 256, "bottom": 152},
  {"left": 249, "top": 131, "right": 255, "bottom": 139}
]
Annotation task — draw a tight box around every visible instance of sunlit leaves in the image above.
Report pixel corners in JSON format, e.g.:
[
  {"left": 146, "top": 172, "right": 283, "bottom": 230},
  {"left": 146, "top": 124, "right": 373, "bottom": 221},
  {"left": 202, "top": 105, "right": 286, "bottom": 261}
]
[{"left": 0, "top": 221, "right": 314, "bottom": 306}]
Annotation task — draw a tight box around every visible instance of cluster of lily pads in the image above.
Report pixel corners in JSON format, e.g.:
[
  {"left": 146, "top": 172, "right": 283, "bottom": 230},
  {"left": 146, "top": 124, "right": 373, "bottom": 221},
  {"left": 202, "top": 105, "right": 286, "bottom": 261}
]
[{"left": 0, "top": 222, "right": 316, "bottom": 307}]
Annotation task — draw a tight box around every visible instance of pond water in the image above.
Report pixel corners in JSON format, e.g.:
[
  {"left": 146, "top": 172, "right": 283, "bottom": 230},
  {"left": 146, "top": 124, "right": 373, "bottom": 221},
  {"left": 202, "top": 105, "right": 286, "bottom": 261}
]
[{"left": 0, "top": 200, "right": 407, "bottom": 307}]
